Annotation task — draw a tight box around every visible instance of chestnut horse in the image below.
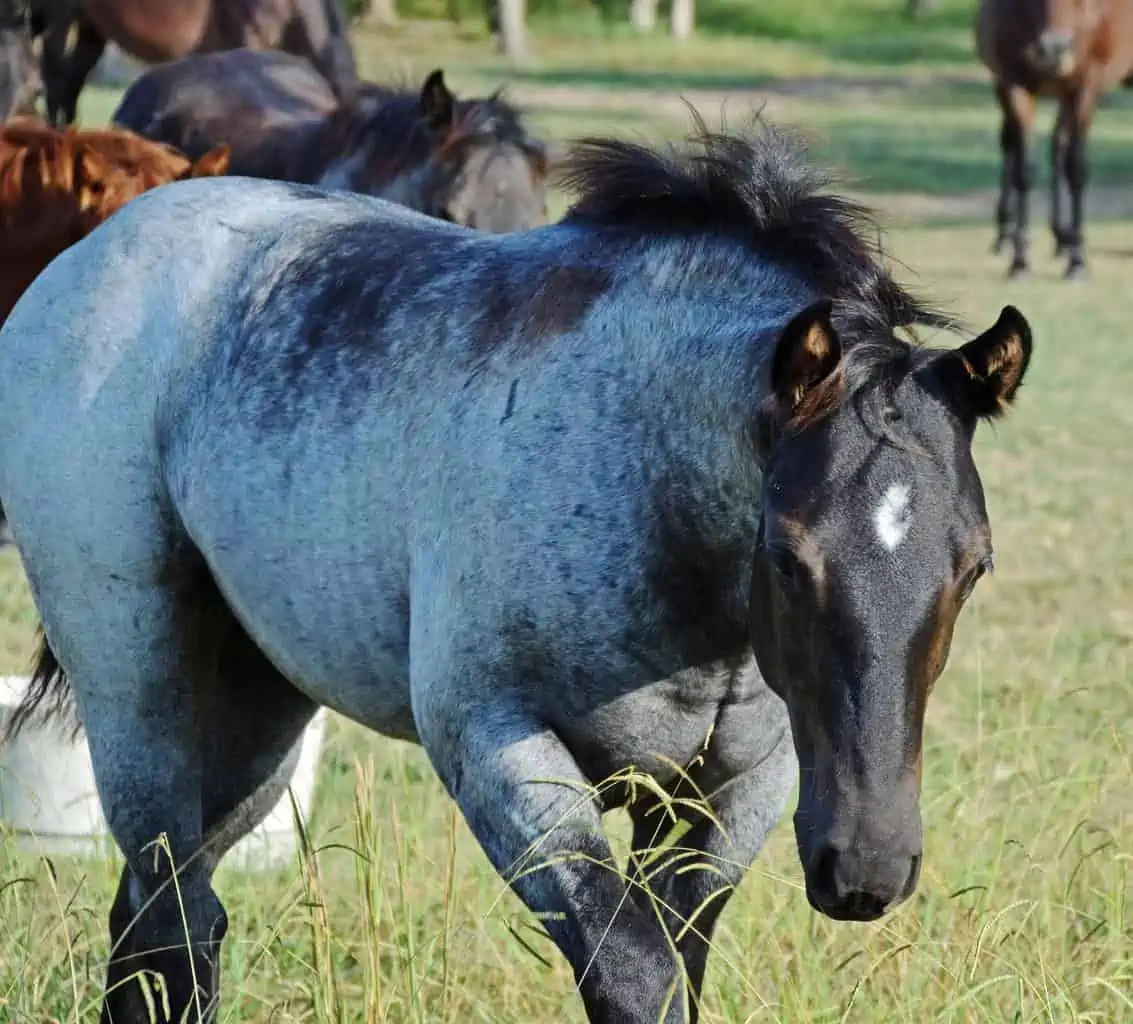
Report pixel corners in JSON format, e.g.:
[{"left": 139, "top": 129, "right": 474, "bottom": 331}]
[
  {"left": 0, "top": 117, "right": 228, "bottom": 541},
  {"left": 977, "top": 0, "right": 1133, "bottom": 278},
  {"left": 0, "top": 117, "right": 229, "bottom": 323},
  {"left": 29, "top": 0, "right": 357, "bottom": 127},
  {"left": 114, "top": 51, "right": 550, "bottom": 232}
]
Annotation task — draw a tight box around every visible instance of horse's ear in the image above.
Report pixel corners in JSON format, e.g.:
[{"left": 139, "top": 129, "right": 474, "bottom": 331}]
[
  {"left": 770, "top": 298, "right": 842, "bottom": 416},
  {"left": 74, "top": 145, "right": 109, "bottom": 210},
  {"left": 184, "top": 144, "right": 230, "bottom": 179},
  {"left": 420, "top": 69, "right": 456, "bottom": 132},
  {"left": 937, "top": 305, "right": 1032, "bottom": 422}
]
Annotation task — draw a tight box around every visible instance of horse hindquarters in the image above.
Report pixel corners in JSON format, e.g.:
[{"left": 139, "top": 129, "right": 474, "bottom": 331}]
[{"left": 9, "top": 441, "right": 318, "bottom": 1021}]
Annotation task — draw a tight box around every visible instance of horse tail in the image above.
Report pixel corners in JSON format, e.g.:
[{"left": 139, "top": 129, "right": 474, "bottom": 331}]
[{"left": 1, "top": 625, "right": 77, "bottom": 745}]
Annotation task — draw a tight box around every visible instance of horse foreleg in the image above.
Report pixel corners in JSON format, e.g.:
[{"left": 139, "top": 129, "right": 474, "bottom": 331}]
[
  {"left": 413, "top": 684, "right": 687, "bottom": 1023},
  {"left": 626, "top": 721, "right": 795, "bottom": 1022},
  {"left": 996, "top": 83, "right": 1034, "bottom": 277},
  {"left": 40, "top": 15, "right": 104, "bottom": 126},
  {"left": 1062, "top": 82, "right": 1098, "bottom": 280},
  {"left": 1051, "top": 98, "right": 1072, "bottom": 257}
]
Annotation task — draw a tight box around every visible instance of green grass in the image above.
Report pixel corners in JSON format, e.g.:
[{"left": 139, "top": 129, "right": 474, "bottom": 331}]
[{"left": 4, "top": 11, "right": 1133, "bottom": 1023}]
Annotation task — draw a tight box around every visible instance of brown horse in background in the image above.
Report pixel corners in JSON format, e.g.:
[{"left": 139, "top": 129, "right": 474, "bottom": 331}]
[
  {"left": 30, "top": 0, "right": 357, "bottom": 127},
  {"left": 977, "top": 0, "right": 1133, "bottom": 278},
  {"left": 114, "top": 50, "right": 551, "bottom": 232},
  {"left": 0, "top": 117, "right": 229, "bottom": 323}
]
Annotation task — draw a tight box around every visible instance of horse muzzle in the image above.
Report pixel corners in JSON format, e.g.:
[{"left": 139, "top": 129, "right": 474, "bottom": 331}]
[{"left": 1027, "top": 31, "right": 1078, "bottom": 78}]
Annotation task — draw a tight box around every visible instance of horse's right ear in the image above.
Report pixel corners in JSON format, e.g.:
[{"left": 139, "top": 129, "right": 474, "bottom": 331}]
[
  {"left": 420, "top": 69, "right": 456, "bottom": 132},
  {"left": 183, "top": 144, "right": 230, "bottom": 179},
  {"left": 769, "top": 298, "right": 843, "bottom": 418}
]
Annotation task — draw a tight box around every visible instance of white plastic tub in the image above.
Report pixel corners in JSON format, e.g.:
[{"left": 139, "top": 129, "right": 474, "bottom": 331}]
[{"left": 0, "top": 676, "right": 327, "bottom": 870}]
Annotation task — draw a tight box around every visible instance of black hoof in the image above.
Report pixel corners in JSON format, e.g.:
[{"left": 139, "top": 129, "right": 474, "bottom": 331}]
[
  {"left": 1064, "top": 261, "right": 1088, "bottom": 281},
  {"left": 1007, "top": 261, "right": 1029, "bottom": 279}
]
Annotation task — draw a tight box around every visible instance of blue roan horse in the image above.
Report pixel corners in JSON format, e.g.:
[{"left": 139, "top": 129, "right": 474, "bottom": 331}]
[{"left": 0, "top": 119, "right": 1032, "bottom": 1023}]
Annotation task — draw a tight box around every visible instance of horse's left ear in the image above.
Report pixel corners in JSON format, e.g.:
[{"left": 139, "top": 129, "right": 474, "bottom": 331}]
[
  {"left": 938, "top": 305, "right": 1033, "bottom": 422},
  {"left": 183, "top": 144, "right": 230, "bottom": 179},
  {"left": 420, "top": 69, "right": 456, "bottom": 132}
]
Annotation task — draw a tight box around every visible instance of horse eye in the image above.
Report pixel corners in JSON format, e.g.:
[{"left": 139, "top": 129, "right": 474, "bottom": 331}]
[
  {"left": 959, "top": 560, "right": 990, "bottom": 600},
  {"left": 882, "top": 406, "right": 902, "bottom": 424}
]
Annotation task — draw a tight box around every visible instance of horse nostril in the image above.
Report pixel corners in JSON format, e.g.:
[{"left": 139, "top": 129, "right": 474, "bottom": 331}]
[{"left": 813, "top": 844, "right": 841, "bottom": 899}]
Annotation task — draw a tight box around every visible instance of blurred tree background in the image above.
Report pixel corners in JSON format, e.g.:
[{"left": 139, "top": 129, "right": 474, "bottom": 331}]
[{"left": 345, "top": 0, "right": 974, "bottom": 39}]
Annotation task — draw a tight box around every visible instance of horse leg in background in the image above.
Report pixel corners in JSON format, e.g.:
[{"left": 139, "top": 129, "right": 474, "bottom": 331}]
[
  {"left": 40, "top": 15, "right": 104, "bottom": 126},
  {"left": 1061, "top": 81, "right": 1099, "bottom": 280},
  {"left": 285, "top": 0, "right": 358, "bottom": 101},
  {"left": 625, "top": 721, "right": 796, "bottom": 1022},
  {"left": 1051, "top": 99, "right": 1072, "bottom": 257},
  {"left": 994, "top": 82, "right": 1034, "bottom": 276},
  {"left": 102, "top": 618, "right": 319, "bottom": 1022},
  {"left": 411, "top": 661, "right": 686, "bottom": 1022}
]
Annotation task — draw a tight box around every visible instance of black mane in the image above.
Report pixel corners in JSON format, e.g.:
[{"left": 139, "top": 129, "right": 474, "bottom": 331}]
[{"left": 560, "top": 115, "right": 960, "bottom": 425}]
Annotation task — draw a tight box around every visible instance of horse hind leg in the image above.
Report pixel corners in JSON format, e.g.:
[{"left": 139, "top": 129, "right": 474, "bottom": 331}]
[
  {"left": 14, "top": 526, "right": 255, "bottom": 1024},
  {"left": 95, "top": 598, "right": 319, "bottom": 1023}
]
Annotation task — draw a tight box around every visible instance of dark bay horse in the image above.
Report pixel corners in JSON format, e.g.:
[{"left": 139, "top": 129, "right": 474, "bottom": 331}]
[
  {"left": 29, "top": 0, "right": 357, "bottom": 127},
  {"left": 113, "top": 50, "right": 550, "bottom": 232},
  {"left": 977, "top": 0, "right": 1133, "bottom": 278},
  {"left": 0, "top": 118, "right": 1032, "bottom": 1023}
]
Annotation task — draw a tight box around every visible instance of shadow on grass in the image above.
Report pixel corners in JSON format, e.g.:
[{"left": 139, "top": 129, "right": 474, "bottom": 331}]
[
  {"left": 816, "top": 118, "right": 1133, "bottom": 197},
  {"left": 697, "top": 0, "right": 980, "bottom": 67}
]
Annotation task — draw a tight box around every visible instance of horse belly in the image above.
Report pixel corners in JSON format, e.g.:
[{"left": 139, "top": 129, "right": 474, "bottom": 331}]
[
  {"left": 86, "top": 0, "right": 212, "bottom": 61},
  {"left": 170, "top": 445, "right": 418, "bottom": 741}
]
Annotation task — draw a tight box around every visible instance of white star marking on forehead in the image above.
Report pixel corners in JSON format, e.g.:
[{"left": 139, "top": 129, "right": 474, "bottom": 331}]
[{"left": 874, "top": 482, "right": 912, "bottom": 553}]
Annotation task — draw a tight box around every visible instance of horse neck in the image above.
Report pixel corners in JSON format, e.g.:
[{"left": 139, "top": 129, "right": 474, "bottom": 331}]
[{"left": 601, "top": 235, "right": 811, "bottom": 535}]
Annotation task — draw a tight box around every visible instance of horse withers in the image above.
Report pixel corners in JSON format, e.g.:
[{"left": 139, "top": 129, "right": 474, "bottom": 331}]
[
  {"left": 113, "top": 50, "right": 550, "bottom": 232},
  {"left": 977, "top": 0, "right": 1133, "bottom": 278},
  {"left": 0, "top": 118, "right": 1032, "bottom": 1023},
  {"left": 29, "top": 0, "right": 357, "bottom": 127}
]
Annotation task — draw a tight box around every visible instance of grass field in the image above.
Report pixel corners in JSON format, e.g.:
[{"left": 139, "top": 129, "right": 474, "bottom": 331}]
[{"left": 2, "top": 6, "right": 1132, "bottom": 1022}]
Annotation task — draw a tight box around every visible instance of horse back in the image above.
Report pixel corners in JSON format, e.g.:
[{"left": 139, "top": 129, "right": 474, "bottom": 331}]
[{"left": 113, "top": 51, "right": 335, "bottom": 179}]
